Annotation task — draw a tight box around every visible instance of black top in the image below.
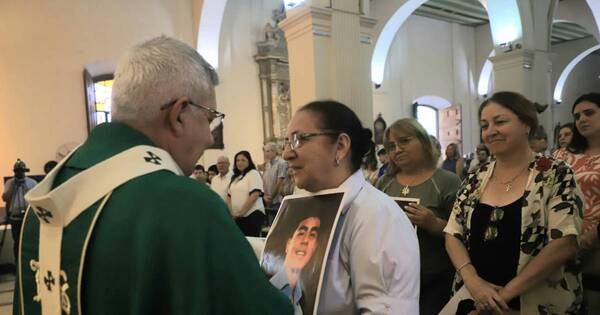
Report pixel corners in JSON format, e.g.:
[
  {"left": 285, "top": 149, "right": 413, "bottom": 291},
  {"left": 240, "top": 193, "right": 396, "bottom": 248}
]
[{"left": 469, "top": 197, "right": 522, "bottom": 310}]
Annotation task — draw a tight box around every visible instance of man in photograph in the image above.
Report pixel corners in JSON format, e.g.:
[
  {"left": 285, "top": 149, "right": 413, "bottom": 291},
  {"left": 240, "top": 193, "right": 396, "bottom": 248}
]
[{"left": 270, "top": 216, "right": 321, "bottom": 314}]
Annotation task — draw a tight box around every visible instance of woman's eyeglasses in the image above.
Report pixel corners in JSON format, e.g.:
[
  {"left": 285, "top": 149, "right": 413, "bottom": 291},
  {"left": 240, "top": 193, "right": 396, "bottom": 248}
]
[
  {"left": 283, "top": 131, "right": 340, "bottom": 150},
  {"left": 384, "top": 136, "right": 413, "bottom": 152}
]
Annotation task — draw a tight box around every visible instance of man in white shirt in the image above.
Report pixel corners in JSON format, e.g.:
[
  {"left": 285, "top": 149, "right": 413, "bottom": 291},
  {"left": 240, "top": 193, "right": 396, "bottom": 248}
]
[{"left": 210, "top": 155, "right": 231, "bottom": 200}]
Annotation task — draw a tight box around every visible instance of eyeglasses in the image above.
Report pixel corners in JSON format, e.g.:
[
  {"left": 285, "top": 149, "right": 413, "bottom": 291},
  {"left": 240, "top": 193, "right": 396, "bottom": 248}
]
[
  {"left": 160, "top": 100, "right": 225, "bottom": 131},
  {"left": 484, "top": 206, "right": 504, "bottom": 242},
  {"left": 384, "top": 136, "right": 413, "bottom": 152},
  {"left": 283, "top": 131, "right": 340, "bottom": 150}
]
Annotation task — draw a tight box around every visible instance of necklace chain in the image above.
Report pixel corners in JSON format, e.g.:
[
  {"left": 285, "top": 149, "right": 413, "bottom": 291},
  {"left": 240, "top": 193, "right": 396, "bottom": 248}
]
[{"left": 493, "top": 164, "right": 530, "bottom": 192}]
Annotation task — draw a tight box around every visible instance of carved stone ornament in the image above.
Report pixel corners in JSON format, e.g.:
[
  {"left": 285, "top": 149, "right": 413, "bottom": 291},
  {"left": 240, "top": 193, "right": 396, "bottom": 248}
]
[{"left": 255, "top": 6, "right": 291, "bottom": 144}]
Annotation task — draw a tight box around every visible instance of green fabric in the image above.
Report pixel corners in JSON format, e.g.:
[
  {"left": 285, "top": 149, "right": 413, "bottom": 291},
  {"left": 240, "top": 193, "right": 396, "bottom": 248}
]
[{"left": 15, "top": 122, "right": 293, "bottom": 315}]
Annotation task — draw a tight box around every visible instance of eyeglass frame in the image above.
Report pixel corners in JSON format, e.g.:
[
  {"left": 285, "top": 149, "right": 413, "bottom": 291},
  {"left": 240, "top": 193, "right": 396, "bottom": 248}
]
[
  {"left": 384, "top": 136, "right": 414, "bottom": 152},
  {"left": 160, "top": 99, "right": 225, "bottom": 131},
  {"left": 284, "top": 131, "right": 341, "bottom": 150}
]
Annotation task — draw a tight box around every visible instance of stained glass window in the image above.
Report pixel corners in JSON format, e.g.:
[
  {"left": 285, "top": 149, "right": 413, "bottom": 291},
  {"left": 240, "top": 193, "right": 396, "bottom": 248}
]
[{"left": 94, "top": 79, "right": 113, "bottom": 124}]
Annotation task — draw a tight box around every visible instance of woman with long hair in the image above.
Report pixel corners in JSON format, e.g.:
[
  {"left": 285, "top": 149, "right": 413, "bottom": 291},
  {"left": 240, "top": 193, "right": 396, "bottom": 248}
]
[
  {"left": 227, "top": 150, "right": 265, "bottom": 236},
  {"left": 554, "top": 93, "right": 600, "bottom": 313},
  {"left": 442, "top": 143, "right": 465, "bottom": 177},
  {"left": 445, "top": 91, "right": 583, "bottom": 314},
  {"left": 282, "top": 100, "right": 420, "bottom": 314},
  {"left": 376, "top": 118, "right": 461, "bottom": 315},
  {"left": 556, "top": 122, "right": 575, "bottom": 151}
]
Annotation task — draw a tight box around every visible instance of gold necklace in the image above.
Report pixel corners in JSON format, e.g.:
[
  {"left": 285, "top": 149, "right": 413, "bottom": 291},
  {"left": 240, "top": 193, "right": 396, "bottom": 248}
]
[
  {"left": 401, "top": 185, "right": 410, "bottom": 196},
  {"left": 494, "top": 165, "right": 529, "bottom": 192}
]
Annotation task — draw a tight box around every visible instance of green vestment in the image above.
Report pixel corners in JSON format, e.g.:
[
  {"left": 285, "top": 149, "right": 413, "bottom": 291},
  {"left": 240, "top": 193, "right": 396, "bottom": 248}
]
[{"left": 14, "top": 122, "right": 292, "bottom": 315}]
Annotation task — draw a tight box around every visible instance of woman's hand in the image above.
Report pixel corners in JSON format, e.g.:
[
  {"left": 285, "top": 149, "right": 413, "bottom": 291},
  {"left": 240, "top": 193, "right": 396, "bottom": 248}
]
[
  {"left": 463, "top": 275, "right": 510, "bottom": 314},
  {"left": 404, "top": 203, "right": 438, "bottom": 229},
  {"left": 580, "top": 225, "right": 600, "bottom": 250}
]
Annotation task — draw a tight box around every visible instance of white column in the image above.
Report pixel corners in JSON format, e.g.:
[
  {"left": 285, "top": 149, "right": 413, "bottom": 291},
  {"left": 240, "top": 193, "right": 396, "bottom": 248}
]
[{"left": 279, "top": 2, "right": 377, "bottom": 125}]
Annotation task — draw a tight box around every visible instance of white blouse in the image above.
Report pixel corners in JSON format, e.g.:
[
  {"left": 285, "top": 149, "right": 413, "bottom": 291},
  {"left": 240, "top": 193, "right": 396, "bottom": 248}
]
[
  {"left": 319, "top": 170, "right": 420, "bottom": 314},
  {"left": 228, "top": 169, "right": 265, "bottom": 217}
]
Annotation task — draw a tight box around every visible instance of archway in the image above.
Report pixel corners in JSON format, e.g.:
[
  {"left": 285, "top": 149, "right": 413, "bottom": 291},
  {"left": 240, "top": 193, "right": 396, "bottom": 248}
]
[{"left": 553, "top": 44, "right": 600, "bottom": 103}]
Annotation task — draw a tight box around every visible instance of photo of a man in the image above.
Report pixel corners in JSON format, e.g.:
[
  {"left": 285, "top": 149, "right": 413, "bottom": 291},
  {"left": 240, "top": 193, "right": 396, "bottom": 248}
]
[
  {"left": 261, "top": 191, "right": 345, "bottom": 315},
  {"left": 270, "top": 216, "right": 320, "bottom": 314}
]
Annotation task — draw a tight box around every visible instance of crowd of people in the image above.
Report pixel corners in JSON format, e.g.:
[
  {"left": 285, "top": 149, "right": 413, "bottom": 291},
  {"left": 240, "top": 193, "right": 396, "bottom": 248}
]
[{"left": 4, "top": 35, "right": 599, "bottom": 315}]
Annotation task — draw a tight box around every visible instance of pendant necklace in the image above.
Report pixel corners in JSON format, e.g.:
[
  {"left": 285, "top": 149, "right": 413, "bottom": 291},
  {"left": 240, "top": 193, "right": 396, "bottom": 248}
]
[
  {"left": 401, "top": 185, "right": 410, "bottom": 196},
  {"left": 496, "top": 165, "right": 529, "bottom": 192}
]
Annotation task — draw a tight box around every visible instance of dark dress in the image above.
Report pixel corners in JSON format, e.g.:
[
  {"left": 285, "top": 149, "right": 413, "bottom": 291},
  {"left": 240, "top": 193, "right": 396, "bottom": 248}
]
[{"left": 469, "top": 197, "right": 523, "bottom": 310}]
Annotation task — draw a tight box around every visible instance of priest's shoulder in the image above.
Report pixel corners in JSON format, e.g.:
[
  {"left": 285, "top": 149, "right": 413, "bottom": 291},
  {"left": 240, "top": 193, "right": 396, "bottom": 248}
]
[{"left": 113, "top": 170, "right": 228, "bottom": 217}]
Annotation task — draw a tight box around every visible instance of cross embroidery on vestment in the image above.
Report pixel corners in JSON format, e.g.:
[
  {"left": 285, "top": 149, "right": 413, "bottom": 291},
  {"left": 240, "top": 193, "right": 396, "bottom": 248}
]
[
  {"left": 44, "top": 271, "right": 55, "bottom": 291},
  {"left": 35, "top": 207, "right": 53, "bottom": 224},
  {"left": 144, "top": 151, "right": 162, "bottom": 165}
]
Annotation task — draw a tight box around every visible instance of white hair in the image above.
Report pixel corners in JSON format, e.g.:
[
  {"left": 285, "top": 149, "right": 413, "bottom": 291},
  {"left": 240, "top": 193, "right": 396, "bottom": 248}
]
[
  {"left": 111, "top": 36, "right": 219, "bottom": 123},
  {"left": 217, "top": 156, "right": 229, "bottom": 163},
  {"left": 263, "top": 142, "right": 278, "bottom": 151}
]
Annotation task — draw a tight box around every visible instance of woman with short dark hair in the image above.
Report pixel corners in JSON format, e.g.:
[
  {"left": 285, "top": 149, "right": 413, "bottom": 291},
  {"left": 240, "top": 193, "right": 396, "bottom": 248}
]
[{"left": 282, "top": 100, "right": 420, "bottom": 314}]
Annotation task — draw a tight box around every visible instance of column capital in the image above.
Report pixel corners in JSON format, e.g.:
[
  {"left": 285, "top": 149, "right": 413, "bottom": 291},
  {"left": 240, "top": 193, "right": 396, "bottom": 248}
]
[
  {"left": 279, "top": 6, "right": 377, "bottom": 42},
  {"left": 489, "top": 49, "right": 535, "bottom": 71}
]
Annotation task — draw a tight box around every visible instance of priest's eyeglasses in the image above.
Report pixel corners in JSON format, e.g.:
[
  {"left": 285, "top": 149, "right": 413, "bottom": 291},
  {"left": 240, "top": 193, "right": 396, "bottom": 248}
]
[
  {"left": 284, "top": 131, "right": 340, "bottom": 150},
  {"left": 160, "top": 100, "right": 225, "bottom": 132}
]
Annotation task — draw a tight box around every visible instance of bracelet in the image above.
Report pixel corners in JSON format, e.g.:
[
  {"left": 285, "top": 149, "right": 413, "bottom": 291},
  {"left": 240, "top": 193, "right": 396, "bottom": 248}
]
[{"left": 457, "top": 261, "right": 471, "bottom": 273}]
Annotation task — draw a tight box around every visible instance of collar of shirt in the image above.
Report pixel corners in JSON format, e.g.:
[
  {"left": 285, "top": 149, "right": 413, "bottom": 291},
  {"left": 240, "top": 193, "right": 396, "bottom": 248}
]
[
  {"left": 338, "top": 170, "right": 367, "bottom": 215},
  {"left": 270, "top": 268, "right": 303, "bottom": 304}
]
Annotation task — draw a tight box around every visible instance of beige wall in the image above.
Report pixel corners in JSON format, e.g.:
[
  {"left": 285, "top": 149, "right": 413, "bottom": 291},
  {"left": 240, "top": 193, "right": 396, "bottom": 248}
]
[
  {"left": 0, "top": 0, "right": 195, "bottom": 203},
  {"left": 200, "top": 0, "right": 282, "bottom": 169}
]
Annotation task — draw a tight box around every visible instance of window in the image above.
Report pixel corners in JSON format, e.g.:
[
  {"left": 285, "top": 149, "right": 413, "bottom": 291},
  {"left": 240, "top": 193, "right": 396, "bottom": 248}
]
[
  {"left": 413, "top": 103, "right": 438, "bottom": 138},
  {"left": 84, "top": 71, "right": 114, "bottom": 133},
  {"left": 93, "top": 78, "right": 113, "bottom": 124}
]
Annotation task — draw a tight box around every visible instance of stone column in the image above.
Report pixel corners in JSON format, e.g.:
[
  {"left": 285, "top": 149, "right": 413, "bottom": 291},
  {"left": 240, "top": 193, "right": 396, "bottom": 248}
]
[{"left": 279, "top": 1, "right": 377, "bottom": 125}]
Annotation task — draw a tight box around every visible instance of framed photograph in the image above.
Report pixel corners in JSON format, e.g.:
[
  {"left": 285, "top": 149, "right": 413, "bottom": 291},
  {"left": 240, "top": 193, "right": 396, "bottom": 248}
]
[
  {"left": 392, "top": 197, "right": 420, "bottom": 210},
  {"left": 260, "top": 189, "right": 346, "bottom": 315},
  {"left": 392, "top": 197, "right": 420, "bottom": 229}
]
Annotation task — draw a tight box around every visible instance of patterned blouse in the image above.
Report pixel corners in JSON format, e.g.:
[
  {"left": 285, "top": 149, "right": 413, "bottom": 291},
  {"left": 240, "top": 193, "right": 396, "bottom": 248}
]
[
  {"left": 554, "top": 149, "right": 600, "bottom": 231},
  {"left": 444, "top": 154, "right": 584, "bottom": 314}
]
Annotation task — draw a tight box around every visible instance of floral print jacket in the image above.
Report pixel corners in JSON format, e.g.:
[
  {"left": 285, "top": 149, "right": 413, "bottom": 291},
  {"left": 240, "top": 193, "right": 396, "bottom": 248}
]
[{"left": 444, "top": 155, "right": 584, "bottom": 314}]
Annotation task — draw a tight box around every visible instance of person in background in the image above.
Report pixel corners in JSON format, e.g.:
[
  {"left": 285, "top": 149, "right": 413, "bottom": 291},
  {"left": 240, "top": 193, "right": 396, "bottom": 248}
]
[
  {"left": 191, "top": 164, "right": 208, "bottom": 183},
  {"left": 556, "top": 122, "right": 575, "bottom": 152},
  {"left": 43, "top": 160, "right": 58, "bottom": 175},
  {"left": 376, "top": 147, "right": 389, "bottom": 178},
  {"left": 227, "top": 150, "right": 265, "bottom": 236},
  {"left": 14, "top": 36, "right": 292, "bottom": 315},
  {"left": 207, "top": 164, "right": 218, "bottom": 184},
  {"left": 376, "top": 118, "right": 461, "bottom": 315},
  {"left": 530, "top": 124, "right": 549, "bottom": 154},
  {"left": 283, "top": 100, "right": 420, "bottom": 314},
  {"left": 361, "top": 150, "right": 379, "bottom": 184},
  {"left": 442, "top": 143, "right": 464, "bottom": 177},
  {"left": 445, "top": 91, "right": 582, "bottom": 314},
  {"left": 210, "top": 155, "right": 231, "bottom": 201},
  {"left": 467, "top": 144, "right": 491, "bottom": 173},
  {"left": 2, "top": 159, "right": 37, "bottom": 259},
  {"left": 262, "top": 142, "right": 287, "bottom": 209},
  {"left": 553, "top": 93, "right": 600, "bottom": 313}
]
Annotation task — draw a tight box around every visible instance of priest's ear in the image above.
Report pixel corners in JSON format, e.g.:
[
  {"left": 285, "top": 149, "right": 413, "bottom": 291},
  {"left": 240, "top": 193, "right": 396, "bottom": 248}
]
[{"left": 164, "top": 98, "right": 189, "bottom": 136}]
